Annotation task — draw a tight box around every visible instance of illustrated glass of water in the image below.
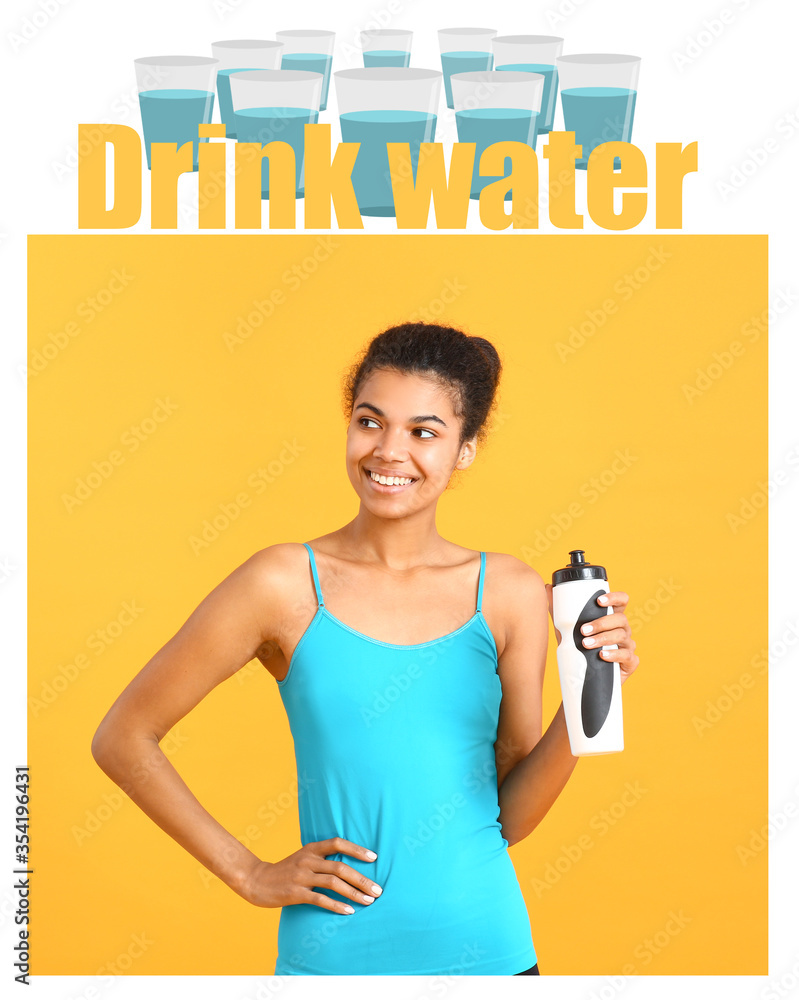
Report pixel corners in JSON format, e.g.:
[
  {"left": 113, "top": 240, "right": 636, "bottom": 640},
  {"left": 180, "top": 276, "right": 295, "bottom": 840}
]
[
  {"left": 276, "top": 30, "right": 335, "bottom": 111},
  {"left": 492, "top": 34, "right": 563, "bottom": 135},
  {"left": 360, "top": 29, "right": 413, "bottom": 68},
  {"left": 211, "top": 40, "right": 283, "bottom": 139},
  {"left": 438, "top": 27, "right": 497, "bottom": 109},
  {"left": 451, "top": 70, "right": 544, "bottom": 200},
  {"left": 335, "top": 67, "right": 441, "bottom": 217},
  {"left": 228, "top": 69, "right": 322, "bottom": 198},
  {"left": 557, "top": 53, "right": 640, "bottom": 169},
  {"left": 134, "top": 55, "right": 218, "bottom": 171}
]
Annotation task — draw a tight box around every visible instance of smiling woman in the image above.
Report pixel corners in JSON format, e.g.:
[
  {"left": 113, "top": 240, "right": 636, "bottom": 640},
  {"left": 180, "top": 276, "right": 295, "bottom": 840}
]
[{"left": 90, "top": 320, "right": 639, "bottom": 976}]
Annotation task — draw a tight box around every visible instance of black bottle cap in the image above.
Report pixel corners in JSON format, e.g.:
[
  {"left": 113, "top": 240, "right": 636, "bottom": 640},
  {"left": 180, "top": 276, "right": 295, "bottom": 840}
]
[{"left": 552, "top": 549, "right": 607, "bottom": 585}]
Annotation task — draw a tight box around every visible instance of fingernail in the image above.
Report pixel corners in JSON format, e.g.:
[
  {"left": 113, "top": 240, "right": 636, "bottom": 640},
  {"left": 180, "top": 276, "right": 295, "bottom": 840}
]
[
  {"left": 365, "top": 850, "right": 377, "bottom": 860},
  {"left": 343, "top": 905, "right": 355, "bottom": 914},
  {"left": 370, "top": 884, "right": 382, "bottom": 895},
  {"left": 584, "top": 638, "right": 595, "bottom": 646},
  {"left": 582, "top": 624, "right": 593, "bottom": 634}
]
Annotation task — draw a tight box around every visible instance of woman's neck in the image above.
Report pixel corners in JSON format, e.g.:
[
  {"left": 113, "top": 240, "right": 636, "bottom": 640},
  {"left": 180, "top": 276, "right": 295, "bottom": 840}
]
[{"left": 336, "top": 510, "right": 450, "bottom": 571}]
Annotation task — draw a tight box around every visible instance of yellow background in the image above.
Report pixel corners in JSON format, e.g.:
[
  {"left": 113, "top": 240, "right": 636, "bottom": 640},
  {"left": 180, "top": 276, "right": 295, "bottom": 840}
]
[{"left": 28, "top": 235, "right": 767, "bottom": 976}]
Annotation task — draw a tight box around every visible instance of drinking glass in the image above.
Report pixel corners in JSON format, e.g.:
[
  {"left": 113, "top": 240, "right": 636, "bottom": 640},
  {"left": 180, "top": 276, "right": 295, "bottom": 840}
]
[
  {"left": 438, "top": 27, "right": 497, "bottom": 109},
  {"left": 229, "top": 69, "right": 322, "bottom": 198},
  {"left": 276, "top": 30, "right": 335, "bottom": 111},
  {"left": 452, "top": 70, "right": 544, "bottom": 199},
  {"left": 557, "top": 53, "right": 640, "bottom": 169},
  {"left": 135, "top": 55, "right": 218, "bottom": 170},
  {"left": 360, "top": 29, "right": 412, "bottom": 67},
  {"left": 211, "top": 40, "right": 283, "bottom": 139},
  {"left": 492, "top": 34, "right": 563, "bottom": 135},
  {"left": 335, "top": 67, "right": 441, "bottom": 217}
]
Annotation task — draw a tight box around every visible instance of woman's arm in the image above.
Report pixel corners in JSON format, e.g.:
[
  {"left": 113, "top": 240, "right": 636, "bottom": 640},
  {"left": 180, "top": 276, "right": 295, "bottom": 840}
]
[
  {"left": 91, "top": 545, "right": 289, "bottom": 899},
  {"left": 490, "top": 558, "right": 575, "bottom": 848},
  {"left": 493, "top": 561, "right": 638, "bottom": 847}
]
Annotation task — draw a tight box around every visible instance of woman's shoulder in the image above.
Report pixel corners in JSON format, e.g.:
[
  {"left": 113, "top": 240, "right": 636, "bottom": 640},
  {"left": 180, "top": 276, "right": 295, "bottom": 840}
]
[
  {"left": 233, "top": 542, "right": 315, "bottom": 605},
  {"left": 244, "top": 542, "right": 313, "bottom": 579},
  {"left": 483, "top": 549, "right": 548, "bottom": 605}
]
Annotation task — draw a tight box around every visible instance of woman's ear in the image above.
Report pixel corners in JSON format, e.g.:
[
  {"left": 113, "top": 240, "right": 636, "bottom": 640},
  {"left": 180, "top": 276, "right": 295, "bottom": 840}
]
[{"left": 456, "top": 438, "right": 477, "bottom": 470}]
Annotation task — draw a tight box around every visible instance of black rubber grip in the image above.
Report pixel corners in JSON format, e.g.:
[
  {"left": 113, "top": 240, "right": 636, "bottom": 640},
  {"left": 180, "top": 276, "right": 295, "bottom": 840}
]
[{"left": 572, "top": 589, "right": 614, "bottom": 738}]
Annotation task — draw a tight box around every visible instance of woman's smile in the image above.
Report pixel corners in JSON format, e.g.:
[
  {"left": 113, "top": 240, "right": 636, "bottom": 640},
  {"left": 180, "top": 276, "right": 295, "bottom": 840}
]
[{"left": 363, "top": 466, "right": 419, "bottom": 493}]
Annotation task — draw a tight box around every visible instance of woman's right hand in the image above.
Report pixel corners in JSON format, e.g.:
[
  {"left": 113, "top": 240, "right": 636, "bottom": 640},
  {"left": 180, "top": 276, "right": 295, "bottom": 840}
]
[{"left": 239, "top": 837, "right": 383, "bottom": 914}]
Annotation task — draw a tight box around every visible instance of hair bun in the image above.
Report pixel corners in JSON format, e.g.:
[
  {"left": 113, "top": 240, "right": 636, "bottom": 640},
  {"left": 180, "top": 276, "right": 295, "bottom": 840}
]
[{"left": 470, "top": 336, "right": 502, "bottom": 388}]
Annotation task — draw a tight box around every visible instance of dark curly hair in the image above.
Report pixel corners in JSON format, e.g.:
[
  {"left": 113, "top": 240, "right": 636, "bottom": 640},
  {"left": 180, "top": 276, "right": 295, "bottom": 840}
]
[{"left": 341, "top": 322, "right": 502, "bottom": 452}]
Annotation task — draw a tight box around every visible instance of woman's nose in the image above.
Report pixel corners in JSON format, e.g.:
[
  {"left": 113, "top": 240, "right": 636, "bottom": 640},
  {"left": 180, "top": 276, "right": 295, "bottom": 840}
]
[{"left": 374, "top": 432, "right": 406, "bottom": 460}]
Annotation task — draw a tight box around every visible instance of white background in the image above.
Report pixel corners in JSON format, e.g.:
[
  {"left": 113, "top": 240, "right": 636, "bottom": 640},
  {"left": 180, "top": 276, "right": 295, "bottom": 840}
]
[{"left": 2, "top": 0, "right": 797, "bottom": 997}]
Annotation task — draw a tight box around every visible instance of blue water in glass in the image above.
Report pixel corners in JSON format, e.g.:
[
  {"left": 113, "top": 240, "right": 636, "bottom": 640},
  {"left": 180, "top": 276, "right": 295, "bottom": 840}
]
[
  {"left": 232, "top": 106, "right": 318, "bottom": 198},
  {"left": 339, "top": 109, "right": 437, "bottom": 217},
  {"left": 560, "top": 86, "right": 637, "bottom": 169},
  {"left": 440, "top": 51, "right": 493, "bottom": 108},
  {"left": 216, "top": 67, "right": 261, "bottom": 139},
  {"left": 496, "top": 62, "right": 558, "bottom": 133},
  {"left": 363, "top": 49, "right": 410, "bottom": 68},
  {"left": 138, "top": 89, "right": 214, "bottom": 170},
  {"left": 281, "top": 52, "right": 332, "bottom": 110},
  {"left": 455, "top": 107, "right": 538, "bottom": 200}
]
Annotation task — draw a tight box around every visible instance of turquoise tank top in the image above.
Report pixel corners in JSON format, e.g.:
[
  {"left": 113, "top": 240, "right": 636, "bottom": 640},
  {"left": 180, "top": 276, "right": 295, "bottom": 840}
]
[{"left": 274, "top": 543, "right": 537, "bottom": 976}]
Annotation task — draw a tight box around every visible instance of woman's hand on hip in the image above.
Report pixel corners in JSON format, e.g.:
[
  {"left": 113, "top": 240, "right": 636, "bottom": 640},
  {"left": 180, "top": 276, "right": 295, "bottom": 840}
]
[{"left": 239, "top": 837, "right": 382, "bottom": 914}]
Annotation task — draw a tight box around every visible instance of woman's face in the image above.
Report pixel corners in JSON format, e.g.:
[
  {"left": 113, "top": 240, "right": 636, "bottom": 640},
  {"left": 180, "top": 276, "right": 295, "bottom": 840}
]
[{"left": 345, "top": 368, "right": 476, "bottom": 516}]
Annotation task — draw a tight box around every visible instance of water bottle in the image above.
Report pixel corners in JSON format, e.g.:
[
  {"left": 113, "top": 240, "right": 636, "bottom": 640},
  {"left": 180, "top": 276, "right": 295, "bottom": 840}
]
[{"left": 552, "top": 549, "right": 623, "bottom": 756}]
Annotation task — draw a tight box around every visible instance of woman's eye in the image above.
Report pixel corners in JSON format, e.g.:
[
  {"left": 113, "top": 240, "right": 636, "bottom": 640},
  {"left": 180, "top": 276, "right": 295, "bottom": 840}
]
[
  {"left": 359, "top": 417, "right": 379, "bottom": 428},
  {"left": 415, "top": 428, "right": 435, "bottom": 439}
]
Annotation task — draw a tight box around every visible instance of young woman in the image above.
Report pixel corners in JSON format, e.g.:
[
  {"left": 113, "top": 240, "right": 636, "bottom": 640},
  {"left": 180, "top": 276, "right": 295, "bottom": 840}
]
[{"left": 92, "top": 322, "right": 639, "bottom": 976}]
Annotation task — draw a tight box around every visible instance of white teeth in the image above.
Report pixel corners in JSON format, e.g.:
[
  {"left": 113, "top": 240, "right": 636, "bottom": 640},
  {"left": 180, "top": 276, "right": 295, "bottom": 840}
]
[{"left": 369, "top": 470, "right": 414, "bottom": 486}]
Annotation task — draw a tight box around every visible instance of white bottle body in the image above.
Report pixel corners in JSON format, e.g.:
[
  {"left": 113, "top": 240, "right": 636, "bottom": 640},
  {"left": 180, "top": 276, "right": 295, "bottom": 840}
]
[{"left": 553, "top": 577, "right": 624, "bottom": 756}]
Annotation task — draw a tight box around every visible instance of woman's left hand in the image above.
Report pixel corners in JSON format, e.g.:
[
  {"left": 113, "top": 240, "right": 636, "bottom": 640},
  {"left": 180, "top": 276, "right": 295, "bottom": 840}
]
[{"left": 544, "top": 586, "right": 640, "bottom": 685}]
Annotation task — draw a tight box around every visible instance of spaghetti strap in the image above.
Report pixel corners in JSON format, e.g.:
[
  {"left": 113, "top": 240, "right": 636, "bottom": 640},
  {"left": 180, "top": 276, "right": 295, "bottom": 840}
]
[
  {"left": 303, "top": 542, "right": 325, "bottom": 608},
  {"left": 476, "top": 551, "right": 486, "bottom": 613}
]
